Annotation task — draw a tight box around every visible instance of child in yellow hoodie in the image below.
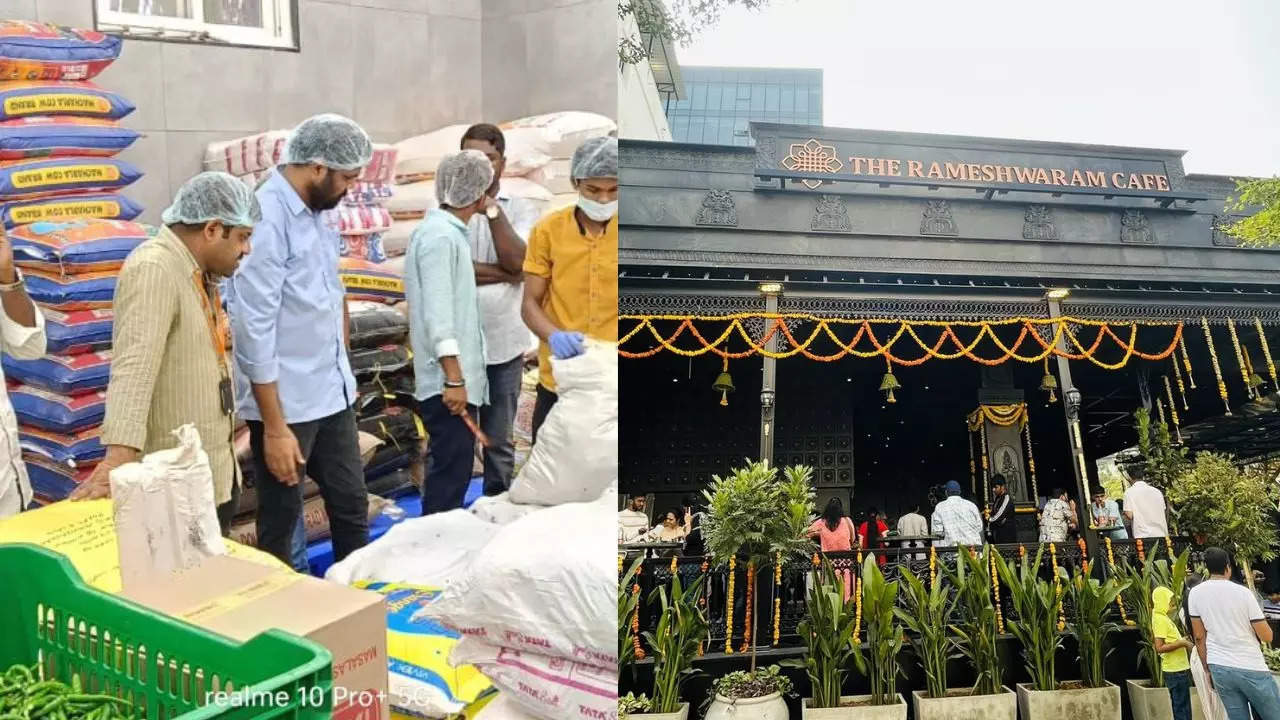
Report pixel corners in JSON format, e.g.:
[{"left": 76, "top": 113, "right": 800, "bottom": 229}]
[{"left": 1152, "top": 585, "right": 1193, "bottom": 720}]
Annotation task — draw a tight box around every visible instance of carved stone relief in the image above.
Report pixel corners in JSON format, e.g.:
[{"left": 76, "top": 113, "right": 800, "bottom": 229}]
[
  {"left": 920, "top": 199, "right": 958, "bottom": 236},
  {"left": 1211, "top": 215, "right": 1240, "bottom": 247},
  {"left": 755, "top": 135, "right": 777, "bottom": 170},
  {"left": 694, "top": 190, "right": 738, "bottom": 227},
  {"left": 1120, "top": 209, "right": 1155, "bottom": 244},
  {"left": 811, "top": 195, "right": 852, "bottom": 232},
  {"left": 1022, "top": 204, "right": 1057, "bottom": 240}
]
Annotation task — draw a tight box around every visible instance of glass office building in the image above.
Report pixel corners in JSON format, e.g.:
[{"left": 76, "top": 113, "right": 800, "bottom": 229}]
[{"left": 666, "top": 66, "right": 823, "bottom": 146}]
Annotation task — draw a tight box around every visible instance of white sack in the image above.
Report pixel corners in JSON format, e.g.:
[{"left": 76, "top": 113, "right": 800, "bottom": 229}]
[
  {"left": 451, "top": 639, "right": 616, "bottom": 720},
  {"left": 468, "top": 493, "right": 539, "bottom": 526},
  {"left": 205, "top": 130, "right": 290, "bottom": 176},
  {"left": 325, "top": 510, "right": 498, "bottom": 587},
  {"left": 502, "top": 112, "right": 617, "bottom": 159},
  {"left": 394, "top": 125, "right": 553, "bottom": 183},
  {"left": 471, "top": 694, "right": 542, "bottom": 720},
  {"left": 508, "top": 341, "right": 617, "bottom": 507},
  {"left": 386, "top": 178, "right": 554, "bottom": 221},
  {"left": 110, "top": 424, "right": 227, "bottom": 590},
  {"left": 417, "top": 492, "right": 616, "bottom": 668}
]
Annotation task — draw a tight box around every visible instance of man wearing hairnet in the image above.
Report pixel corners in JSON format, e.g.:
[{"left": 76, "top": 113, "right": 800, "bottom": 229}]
[
  {"left": 521, "top": 136, "right": 619, "bottom": 442},
  {"left": 70, "top": 172, "right": 255, "bottom": 534},
  {"left": 225, "top": 113, "right": 372, "bottom": 563},
  {"left": 405, "top": 150, "right": 493, "bottom": 515}
]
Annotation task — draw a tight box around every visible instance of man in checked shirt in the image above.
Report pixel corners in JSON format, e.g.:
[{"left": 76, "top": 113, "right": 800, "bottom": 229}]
[{"left": 71, "top": 173, "right": 255, "bottom": 535}]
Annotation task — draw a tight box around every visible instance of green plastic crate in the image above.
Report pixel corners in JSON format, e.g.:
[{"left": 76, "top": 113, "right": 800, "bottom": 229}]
[{"left": 0, "top": 544, "right": 334, "bottom": 719}]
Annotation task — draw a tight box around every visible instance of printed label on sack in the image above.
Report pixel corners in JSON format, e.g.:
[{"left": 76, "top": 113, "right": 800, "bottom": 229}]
[
  {"left": 12, "top": 164, "right": 120, "bottom": 189},
  {"left": 11, "top": 199, "right": 121, "bottom": 224},
  {"left": 3, "top": 93, "right": 111, "bottom": 116},
  {"left": 341, "top": 273, "right": 402, "bottom": 292}
]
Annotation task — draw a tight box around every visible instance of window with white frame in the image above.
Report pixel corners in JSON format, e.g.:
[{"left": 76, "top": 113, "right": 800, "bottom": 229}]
[{"left": 95, "top": 0, "right": 296, "bottom": 50}]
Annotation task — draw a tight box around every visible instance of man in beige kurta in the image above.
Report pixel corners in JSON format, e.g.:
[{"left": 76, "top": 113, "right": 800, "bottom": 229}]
[{"left": 71, "top": 173, "right": 259, "bottom": 535}]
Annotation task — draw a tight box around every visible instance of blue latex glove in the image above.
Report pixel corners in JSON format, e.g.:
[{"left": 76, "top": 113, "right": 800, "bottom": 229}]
[{"left": 549, "top": 331, "right": 586, "bottom": 359}]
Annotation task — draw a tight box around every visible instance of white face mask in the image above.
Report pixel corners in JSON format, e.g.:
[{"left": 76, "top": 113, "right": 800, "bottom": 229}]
[{"left": 577, "top": 196, "right": 617, "bottom": 222}]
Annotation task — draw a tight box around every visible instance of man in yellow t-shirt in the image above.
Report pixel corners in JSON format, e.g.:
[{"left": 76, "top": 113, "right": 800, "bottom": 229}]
[
  {"left": 1152, "top": 585, "right": 1193, "bottom": 720},
  {"left": 520, "top": 136, "right": 618, "bottom": 443}
]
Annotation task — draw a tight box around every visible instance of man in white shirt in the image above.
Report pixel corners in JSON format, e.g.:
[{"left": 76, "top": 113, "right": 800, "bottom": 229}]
[
  {"left": 0, "top": 229, "right": 47, "bottom": 518},
  {"left": 931, "top": 481, "right": 985, "bottom": 547},
  {"left": 461, "top": 124, "right": 541, "bottom": 496},
  {"left": 1123, "top": 468, "right": 1169, "bottom": 539},
  {"left": 897, "top": 502, "right": 929, "bottom": 560},
  {"left": 618, "top": 494, "right": 649, "bottom": 542},
  {"left": 1188, "top": 547, "right": 1280, "bottom": 720}
]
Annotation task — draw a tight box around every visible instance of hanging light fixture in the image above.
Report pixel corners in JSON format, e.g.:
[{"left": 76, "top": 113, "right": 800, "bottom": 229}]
[
  {"left": 879, "top": 356, "right": 900, "bottom": 404},
  {"left": 712, "top": 356, "right": 735, "bottom": 406}
]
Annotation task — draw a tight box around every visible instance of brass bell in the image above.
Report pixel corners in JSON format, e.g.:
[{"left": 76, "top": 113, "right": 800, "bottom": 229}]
[
  {"left": 1040, "top": 360, "right": 1058, "bottom": 403},
  {"left": 713, "top": 371, "right": 735, "bottom": 406}
]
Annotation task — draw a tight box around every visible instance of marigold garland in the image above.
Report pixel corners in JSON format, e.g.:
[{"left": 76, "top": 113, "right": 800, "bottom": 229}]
[
  {"left": 1156, "top": 396, "right": 1167, "bottom": 428},
  {"left": 1163, "top": 377, "right": 1181, "bottom": 428},
  {"left": 853, "top": 550, "right": 864, "bottom": 637},
  {"left": 618, "top": 314, "right": 1182, "bottom": 369},
  {"left": 740, "top": 560, "right": 755, "bottom": 653},
  {"left": 1050, "top": 542, "right": 1066, "bottom": 632},
  {"left": 1202, "top": 317, "right": 1231, "bottom": 415},
  {"left": 698, "top": 560, "right": 709, "bottom": 657},
  {"left": 929, "top": 546, "right": 938, "bottom": 588},
  {"left": 1228, "top": 319, "right": 1254, "bottom": 400},
  {"left": 1136, "top": 538, "right": 1146, "bottom": 563},
  {"left": 989, "top": 548, "right": 1005, "bottom": 634},
  {"left": 979, "top": 426, "right": 991, "bottom": 516},
  {"left": 773, "top": 552, "right": 783, "bottom": 646},
  {"left": 725, "top": 557, "right": 736, "bottom": 654},
  {"left": 632, "top": 581, "right": 644, "bottom": 660},
  {"left": 967, "top": 403, "right": 1029, "bottom": 430},
  {"left": 1023, "top": 420, "right": 1040, "bottom": 501},
  {"left": 1172, "top": 356, "right": 1190, "bottom": 410},
  {"left": 1179, "top": 335, "right": 1197, "bottom": 389},
  {"left": 968, "top": 429, "right": 978, "bottom": 496},
  {"left": 1257, "top": 318, "right": 1279, "bottom": 391},
  {"left": 1104, "top": 537, "right": 1130, "bottom": 625},
  {"left": 1077, "top": 538, "right": 1089, "bottom": 574},
  {"left": 1165, "top": 536, "right": 1175, "bottom": 560}
]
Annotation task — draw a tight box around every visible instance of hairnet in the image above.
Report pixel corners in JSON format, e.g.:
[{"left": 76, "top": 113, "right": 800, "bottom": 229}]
[
  {"left": 434, "top": 149, "right": 494, "bottom": 208},
  {"left": 569, "top": 136, "right": 618, "bottom": 180},
  {"left": 160, "top": 171, "right": 263, "bottom": 228},
  {"left": 282, "top": 113, "right": 373, "bottom": 171}
]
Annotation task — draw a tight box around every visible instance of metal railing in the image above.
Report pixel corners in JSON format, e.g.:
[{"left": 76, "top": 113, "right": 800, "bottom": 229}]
[{"left": 622, "top": 537, "right": 1201, "bottom": 653}]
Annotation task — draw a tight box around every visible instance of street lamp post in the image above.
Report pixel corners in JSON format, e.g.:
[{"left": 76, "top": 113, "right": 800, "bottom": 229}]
[
  {"left": 759, "top": 283, "right": 781, "bottom": 465},
  {"left": 1047, "top": 290, "right": 1100, "bottom": 560}
]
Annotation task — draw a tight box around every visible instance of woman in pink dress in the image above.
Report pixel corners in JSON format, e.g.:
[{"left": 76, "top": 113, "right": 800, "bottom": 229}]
[{"left": 808, "top": 498, "right": 856, "bottom": 599}]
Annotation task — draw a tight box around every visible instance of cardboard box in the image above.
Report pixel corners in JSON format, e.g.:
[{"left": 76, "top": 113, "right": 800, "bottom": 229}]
[{"left": 122, "top": 555, "right": 389, "bottom": 720}]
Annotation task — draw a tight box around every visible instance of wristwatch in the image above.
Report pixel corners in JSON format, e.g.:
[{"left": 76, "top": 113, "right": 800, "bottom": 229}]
[
  {"left": 485, "top": 205, "right": 500, "bottom": 220},
  {"left": 0, "top": 268, "right": 25, "bottom": 293}
]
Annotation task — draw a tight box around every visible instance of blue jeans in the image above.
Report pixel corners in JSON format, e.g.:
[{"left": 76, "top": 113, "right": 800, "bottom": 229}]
[
  {"left": 1165, "top": 670, "right": 1192, "bottom": 720},
  {"left": 1209, "top": 664, "right": 1280, "bottom": 720}
]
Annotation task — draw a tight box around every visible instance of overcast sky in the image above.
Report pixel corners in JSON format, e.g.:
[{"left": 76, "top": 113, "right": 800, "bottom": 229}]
[{"left": 677, "top": 0, "right": 1280, "bottom": 177}]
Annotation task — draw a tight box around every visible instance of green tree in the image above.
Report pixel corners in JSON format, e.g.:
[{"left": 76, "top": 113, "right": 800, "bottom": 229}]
[
  {"left": 619, "top": 0, "right": 771, "bottom": 65},
  {"left": 1224, "top": 178, "right": 1280, "bottom": 247},
  {"left": 1134, "top": 407, "right": 1188, "bottom": 489}
]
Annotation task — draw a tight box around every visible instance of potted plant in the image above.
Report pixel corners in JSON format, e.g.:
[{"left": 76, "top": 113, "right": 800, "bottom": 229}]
[
  {"left": 906, "top": 547, "right": 1016, "bottom": 720},
  {"left": 1122, "top": 551, "right": 1191, "bottom": 720},
  {"left": 788, "top": 558, "right": 859, "bottom": 717},
  {"left": 701, "top": 460, "right": 816, "bottom": 720},
  {"left": 1062, "top": 564, "right": 1128, "bottom": 720},
  {"left": 996, "top": 547, "right": 1070, "bottom": 720},
  {"left": 1167, "top": 453, "right": 1280, "bottom": 589},
  {"left": 845, "top": 555, "right": 907, "bottom": 718},
  {"left": 620, "top": 693, "right": 653, "bottom": 719},
  {"left": 635, "top": 572, "right": 708, "bottom": 720}
]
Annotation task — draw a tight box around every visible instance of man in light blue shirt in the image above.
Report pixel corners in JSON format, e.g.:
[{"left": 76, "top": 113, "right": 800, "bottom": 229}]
[
  {"left": 1090, "top": 487, "right": 1129, "bottom": 540},
  {"left": 404, "top": 149, "right": 492, "bottom": 516},
  {"left": 226, "top": 113, "right": 373, "bottom": 564}
]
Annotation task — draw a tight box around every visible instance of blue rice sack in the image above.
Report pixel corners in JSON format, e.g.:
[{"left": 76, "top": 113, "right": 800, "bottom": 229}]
[
  {"left": 11, "top": 219, "right": 147, "bottom": 274},
  {"left": 0, "top": 117, "right": 139, "bottom": 160},
  {"left": 24, "top": 268, "right": 116, "bottom": 310},
  {"left": 0, "top": 81, "right": 134, "bottom": 121},
  {"left": 3, "top": 349, "right": 111, "bottom": 394},
  {"left": 41, "top": 307, "right": 112, "bottom": 355},
  {"left": 19, "top": 425, "right": 103, "bottom": 467},
  {"left": 7, "top": 383, "right": 105, "bottom": 433},
  {"left": 0, "top": 22, "right": 122, "bottom": 82},
  {"left": 1, "top": 191, "right": 142, "bottom": 228},
  {"left": 0, "top": 156, "right": 142, "bottom": 200},
  {"left": 22, "top": 452, "right": 91, "bottom": 501}
]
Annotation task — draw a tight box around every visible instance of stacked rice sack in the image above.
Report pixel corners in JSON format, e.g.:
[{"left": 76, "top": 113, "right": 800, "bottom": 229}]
[
  {"left": 0, "top": 23, "right": 149, "bottom": 502},
  {"left": 499, "top": 112, "right": 616, "bottom": 212},
  {"left": 325, "top": 342, "right": 617, "bottom": 719}
]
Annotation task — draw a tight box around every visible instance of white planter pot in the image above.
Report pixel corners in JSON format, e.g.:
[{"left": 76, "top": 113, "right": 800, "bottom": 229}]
[
  {"left": 635, "top": 703, "right": 689, "bottom": 720},
  {"left": 705, "top": 692, "right": 788, "bottom": 720},
  {"left": 912, "top": 686, "right": 1017, "bottom": 720},
  {"left": 803, "top": 694, "right": 906, "bottom": 720},
  {"left": 1126, "top": 680, "right": 1172, "bottom": 720},
  {"left": 1015, "top": 682, "right": 1121, "bottom": 720}
]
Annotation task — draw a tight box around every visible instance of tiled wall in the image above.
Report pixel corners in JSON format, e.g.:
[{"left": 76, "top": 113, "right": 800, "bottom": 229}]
[{"left": 0, "top": 0, "right": 614, "bottom": 222}]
